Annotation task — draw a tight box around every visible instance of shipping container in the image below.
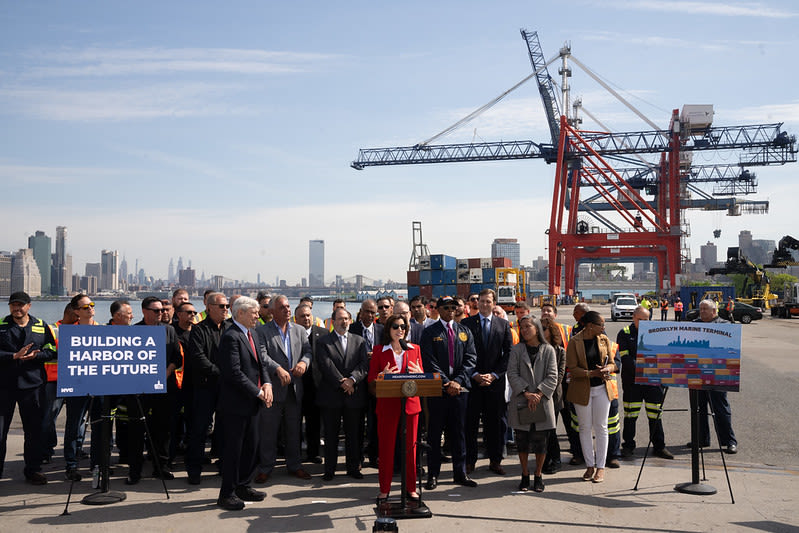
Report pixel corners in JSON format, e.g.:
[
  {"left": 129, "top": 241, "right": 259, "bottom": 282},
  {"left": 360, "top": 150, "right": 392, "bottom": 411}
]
[
  {"left": 468, "top": 258, "right": 481, "bottom": 268},
  {"left": 456, "top": 258, "right": 470, "bottom": 271},
  {"left": 469, "top": 268, "right": 483, "bottom": 283},
  {"left": 431, "top": 270, "right": 444, "bottom": 285},
  {"left": 419, "top": 285, "right": 433, "bottom": 298},
  {"left": 480, "top": 257, "right": 492, "bottom": 269},
  {"left": 457, "top": 270, "right": 470, "bottom": 284},
  {"left": 470, "top": 283, "right": 483, "bottom": 294},
  {"left": 407, "top": 285, "right": 421, "bottom": 300},
  {"left": 430, "top": 254, "right": 457, "bottom": 270},
  {"left": 432, "top": 284, "right": 448, "bottom": 298},
  {"left": 443, "top": 270, "right": 457, "bottom": 285},
  {"left": 444, "top": 285, "right": 457, "bottom": 296},
  {"left": 456, "top": 284, "right": 471, "bottom": 298},
  {"left": 492, "top": 257, "right": 512, "bottom": 268},
  {"left": 482, "top": 268, "right": 496, "bottom": 283},
  {"left": 419, "top": 255, "right": 431, "bottom": 270},
  {"left": 420, "top": 270, "right": 432, "bottom": 285},
  {"left": 407, "top": 270, "right": 420, "bottom": 286}
]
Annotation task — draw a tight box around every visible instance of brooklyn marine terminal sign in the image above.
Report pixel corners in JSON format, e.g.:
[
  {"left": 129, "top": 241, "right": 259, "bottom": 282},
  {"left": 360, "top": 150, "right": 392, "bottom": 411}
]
[{"left": 57, "top": 325, "right": 167, "bottom": 397}]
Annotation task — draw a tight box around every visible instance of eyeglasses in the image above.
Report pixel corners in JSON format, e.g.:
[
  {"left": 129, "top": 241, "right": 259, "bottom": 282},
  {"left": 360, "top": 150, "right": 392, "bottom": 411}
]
[
  {"left": 378, "top": 305, "right": 391, "bottom": 310},
  {"left": 79, "top": 303, "right": 95, "bottom": 310},
  {"left": 390, "top": 323, "right": 407, "bottom": 330},
  {"left": 216, "top": 304, "right": 230, "bottom": 309},
  {"left": 469, "top": 297, "right": 479, "bottom": 302},
  {"left": 145, "top": 308, "right": 164, "bottom": 313}
]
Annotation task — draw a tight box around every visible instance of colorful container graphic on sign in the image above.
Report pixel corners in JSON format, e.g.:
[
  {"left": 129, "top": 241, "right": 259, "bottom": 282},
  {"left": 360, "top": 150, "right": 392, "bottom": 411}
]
[
  {"left": 57, "top": 325, "right": 167, "bottom": 397},
  {"left": 636, "top": 321, "right": 741, "bottom": 392}
]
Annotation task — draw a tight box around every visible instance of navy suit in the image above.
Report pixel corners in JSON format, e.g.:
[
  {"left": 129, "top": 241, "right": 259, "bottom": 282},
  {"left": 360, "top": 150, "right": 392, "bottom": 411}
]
[
  {"left": 217, "top": 323, "right": 270, "bottom": 499},
  {"left": 255, "top": 321, "right": 312, "bottom": 475},
  {"left": 420, "top": 319, "right": 477, "bottom": 480},
  {"left": 315, "top": 331, "right": 369, "bottom": 475},
  {"left": 349, "top": 320, "right": 383, "bottom": 464},
  {"left": 407, "top": 321, "right": 424, "bottom": 346},
  {"left": 461, "top": 314, "right": 512, "bottom": 466}
]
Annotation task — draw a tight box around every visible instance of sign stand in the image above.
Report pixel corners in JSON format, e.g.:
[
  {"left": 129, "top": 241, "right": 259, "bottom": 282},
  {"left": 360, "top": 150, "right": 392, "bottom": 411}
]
[
  {"left": 674, "top": 389, "right": 720, "bottom": 496},
  {"left": 82, "top": 395, "right": 128, "bottom": 505},
  {"left": 374, "top": 373, "right": 441, "bottom": 520}
]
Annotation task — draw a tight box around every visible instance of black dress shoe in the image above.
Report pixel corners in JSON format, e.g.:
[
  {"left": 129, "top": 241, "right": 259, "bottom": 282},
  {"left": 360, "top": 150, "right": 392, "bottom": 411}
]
[
  {"left": 125, "top": 474, "right": 141, "bottom": 485},
  {"left": 187, "top": 473, "right": 201, "bottom": 485},
  {"left": 569, "top": 456, "right": 584, "bottom": 466},
  {"left": 25, "top": 472, "right": 47, "bottom": 485},
  {"left": 65, "top": 468, "right": 82, "bottom": 482},
  {"left": 606, "top": 458, "right": 620, "bottom": 469},
  {"left": 654, "top": 448, "right": 674, "bottom": 460},
  {"left": 542, "top": 461, "right": 561, "bottom": 475},
  {"left": 466, "top": 463, "right": 475, "bottom": 474},
  {"left": 235, "top": 486, "right": 266, "bottom": 501},
  {"left": 621, "top": 447, "right": 634, "bottom": 458},
  {"left": 347, "top": 470, "right": 364, "bottom": 480},
  {"left": 425, "top": 477, "right": 437, "bottom": 490},
  {"left": 322, "top": 472, "right": 334, "bottom": 481},
  {"left": 306, "top": 456, "right": 323, "bottom": 464},
  {"left": 489, "top": 462, "right": 506, "bottom": 475},
  {"left": 217, "top": 494, "right": 245, "bottom": 511},
  {"left": 454, "top": 476, "right": 477, "bottom": 488},
  {"left": 725, "top": 444, "right": 738, "bottom": 454}
]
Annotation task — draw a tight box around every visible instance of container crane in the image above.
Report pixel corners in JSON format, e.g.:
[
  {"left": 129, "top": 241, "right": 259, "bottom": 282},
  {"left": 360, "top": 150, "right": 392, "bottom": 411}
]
[{"left": 351, "top": 29, "right": 797, "bottom": 298}]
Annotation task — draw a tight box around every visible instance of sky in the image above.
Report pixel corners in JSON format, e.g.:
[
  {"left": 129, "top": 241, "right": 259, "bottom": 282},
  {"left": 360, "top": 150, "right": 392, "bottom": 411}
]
[{"left": 1, "top": 1, "right": 798, "bottom": 285}]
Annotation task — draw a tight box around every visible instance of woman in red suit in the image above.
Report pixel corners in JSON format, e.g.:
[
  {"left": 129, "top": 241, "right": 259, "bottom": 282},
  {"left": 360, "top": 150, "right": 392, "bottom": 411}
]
[{"left": 368, "top": 313, "right": 424, "bottom": 506}]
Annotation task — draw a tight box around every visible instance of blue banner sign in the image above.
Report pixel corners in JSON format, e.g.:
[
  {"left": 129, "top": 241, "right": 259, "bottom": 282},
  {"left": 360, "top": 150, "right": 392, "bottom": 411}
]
[{"left": 57, "top": 325, "right": 167, "bottom": 397}]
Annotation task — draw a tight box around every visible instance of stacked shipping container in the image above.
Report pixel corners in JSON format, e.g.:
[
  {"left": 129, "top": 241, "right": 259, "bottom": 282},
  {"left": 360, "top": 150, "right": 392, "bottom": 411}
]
[{"left": 407, "top": 254, "right": 513, "bottom": 300}]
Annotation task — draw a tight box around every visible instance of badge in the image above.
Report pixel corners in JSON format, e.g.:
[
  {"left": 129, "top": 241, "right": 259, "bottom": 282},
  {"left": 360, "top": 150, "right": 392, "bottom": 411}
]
[
  {"left": 401, "top": 380, "right": 418, "bottom": 397},
  {"left": 458, "top": 332, "right": 468, "bottom": 342},
  {"left": 433, "top": 336, "right": 444, "bottom": 342}
]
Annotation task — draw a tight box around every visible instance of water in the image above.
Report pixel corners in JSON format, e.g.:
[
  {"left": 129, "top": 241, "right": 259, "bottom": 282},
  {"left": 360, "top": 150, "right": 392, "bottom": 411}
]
[{"left": 18, "top": 298, "right": 345, "bottom": 326}]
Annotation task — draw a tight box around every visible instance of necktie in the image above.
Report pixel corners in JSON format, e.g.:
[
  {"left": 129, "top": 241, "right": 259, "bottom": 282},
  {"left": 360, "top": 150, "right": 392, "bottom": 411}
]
[
  {"left": 340, "top": 334, "right": 347, "bottom": 353},
  {"left": 447, "top": 323, "right": 455, "bottom": 368},
  {"left": 482, "top": 317, "right": 490, "bottom": 344},
  {"left": 247, "top": 330, "right": 261, "bottom": 386},
  {"left": 365, "top": 328, "right": 373, "bottom": 350}
]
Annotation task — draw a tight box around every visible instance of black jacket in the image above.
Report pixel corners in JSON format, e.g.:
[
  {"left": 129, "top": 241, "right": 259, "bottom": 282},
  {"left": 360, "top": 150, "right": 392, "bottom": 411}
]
[
  {"left": 0, "top": 314, "right": 57, "bottom": 390},
  {"left": 185, "top": 315, "right": 230, "bottom": 389}
]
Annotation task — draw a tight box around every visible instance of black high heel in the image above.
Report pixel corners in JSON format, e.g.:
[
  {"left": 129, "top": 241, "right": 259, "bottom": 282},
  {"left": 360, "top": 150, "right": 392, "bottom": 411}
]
[{"left": 518, "top": 474, "right": 530, "bottom": 491}]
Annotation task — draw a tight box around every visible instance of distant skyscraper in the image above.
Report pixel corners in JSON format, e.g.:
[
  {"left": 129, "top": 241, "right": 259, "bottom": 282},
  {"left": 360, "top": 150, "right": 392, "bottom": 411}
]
[
  {"left": 86, "top": 262, "right": 101, "bottom": 278},
  {"left": 491, "top": 238, "right": 520, "bottom": 269},
  {"left": 0, "top": 252, "right": 12, "bottom": 298},
  {"left": 309, "top": 240, "right": 324, "bottom": 287},
  {"left": 168, "top": 258, "right": 175, "bottom": 283},
  {"left": 52, "top": 226, "right": 68, "bottom": 296},
  {"left": 700, "top": 241, "right": 717, "bottom": 269},
  {"left": 27, "top": 230, "right": 52, "bottom": 295},
  {"left": 177, "top": 257, "right": 184, "bottom": 274},
  {"left": 100, "top": 250, "right": 119, "bottom": 291},
  {"left": 179, "top": 267, "right": 196, "bottom": 288},
  {"left": 119, "top": 255, "right": 128, "bottom": 287},
  {"left": 11, "top": 249, "right": 42, "bottom": 297}
]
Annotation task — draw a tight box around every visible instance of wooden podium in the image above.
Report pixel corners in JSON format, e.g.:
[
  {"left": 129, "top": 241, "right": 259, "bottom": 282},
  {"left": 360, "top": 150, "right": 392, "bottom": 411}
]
[{"left": 374, "top": 373, "right": 441, "bottom": 520}]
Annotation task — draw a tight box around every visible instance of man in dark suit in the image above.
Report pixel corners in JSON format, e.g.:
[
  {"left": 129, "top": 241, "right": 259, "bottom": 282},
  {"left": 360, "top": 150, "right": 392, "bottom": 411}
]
[
  {"left": 421, "top": 296, "right": 478, "bottom": 490},
  {"left": 294, "top": 303, "right": 327, "bottom": 464},
  {"left": 254, "top": 295, "right": 313, "bottom": 482},
  {"left": 348, "top": 299, "right": 383, "bottom": 467},
  {"left": 315, "top": 307, "right": 369, "bottom": 480},
  {"left": 461, "top": 289, "right": 512, "bottom": 475},
  {"left": 395, "top": 301, "right": 424, "bottom": 345},
  {"left": 216, "top": 297, "right": 272, "bottom": 511}
]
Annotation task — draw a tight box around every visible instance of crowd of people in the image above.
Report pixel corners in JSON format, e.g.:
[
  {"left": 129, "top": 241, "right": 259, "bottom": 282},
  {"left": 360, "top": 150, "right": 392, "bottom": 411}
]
[{"left": 0, "top": 288, "right": 737, "bottom": 511}]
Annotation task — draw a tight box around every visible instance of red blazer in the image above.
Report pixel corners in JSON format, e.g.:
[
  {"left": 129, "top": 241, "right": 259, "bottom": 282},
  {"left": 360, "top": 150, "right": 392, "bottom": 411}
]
[{"left": 368, "top": 343, "right": 423, "bottom": 415}]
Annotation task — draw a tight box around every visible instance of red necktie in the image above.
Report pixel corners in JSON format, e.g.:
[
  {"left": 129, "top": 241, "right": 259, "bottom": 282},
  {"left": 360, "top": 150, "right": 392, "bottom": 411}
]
[
  {"left": 447, "top": 323, "right": 455, "bottom": 368},
  {"left": 248, "top": 330, "right": 261, "bottom": 386}
]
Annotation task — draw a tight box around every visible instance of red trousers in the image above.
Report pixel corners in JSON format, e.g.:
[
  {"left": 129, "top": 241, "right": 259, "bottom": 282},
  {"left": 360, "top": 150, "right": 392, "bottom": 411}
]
[{"left": 376, "top": 405, "right": 418, "bottom": 495}]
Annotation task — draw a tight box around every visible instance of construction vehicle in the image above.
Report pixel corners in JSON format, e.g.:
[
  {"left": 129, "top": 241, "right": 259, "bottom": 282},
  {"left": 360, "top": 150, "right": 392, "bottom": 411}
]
[
  {"left": 496, "top": 267, "right": 527, "bottom": 313},
  {"left": 707, "top": 247, "right": 776, "bottom": 308},
  {"left": 770, "top": 282, "right": 799, "bottom": 318},
  {"left": 765, "top": 235, "right": 799, "bottom": 268}
]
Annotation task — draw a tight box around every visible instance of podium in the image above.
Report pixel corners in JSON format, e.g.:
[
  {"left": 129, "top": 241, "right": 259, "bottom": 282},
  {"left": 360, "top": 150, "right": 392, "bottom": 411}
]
[{"left": 374, "top": 373, "right": 441, "bottom": 520}]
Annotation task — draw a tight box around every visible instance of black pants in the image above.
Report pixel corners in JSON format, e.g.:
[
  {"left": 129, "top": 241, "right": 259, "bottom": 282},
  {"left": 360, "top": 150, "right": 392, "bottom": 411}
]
[
  {"left": 465, "top": 385, "right": 506, "bottom": 465},
  {"left": 321, "top": 405, "right": 364, "bottom": 475},
  {"left": 622, "top": 382, "right": 665, "bottom": 450},
  {"left": 301, "top": 372, "right": 321, "bottom": 459},
  {"left": 219, "top": 410, "right": 260, "bottom": 498},
  {"left": 127, "top": 393, "right": 171, "bottom": 477},
  {"left": 185, "top": 386, "right": 221, "bottom": 477},
  {"left": 0, "top": 386, "right": 44, "bottom": 478}
]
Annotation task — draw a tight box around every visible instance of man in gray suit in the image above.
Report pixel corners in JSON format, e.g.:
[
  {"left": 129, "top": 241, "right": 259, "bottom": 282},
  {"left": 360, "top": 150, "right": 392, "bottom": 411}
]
[
  {"left": 315, "top": 307, "right": 369, "bottom": 480},
  {"left": 254, "top": 295, "right": 313, "bottom": 482}
]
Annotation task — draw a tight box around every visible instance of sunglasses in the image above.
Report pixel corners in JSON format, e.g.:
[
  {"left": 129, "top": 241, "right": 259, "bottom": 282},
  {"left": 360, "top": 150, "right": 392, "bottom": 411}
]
[
  {"left": 390, "top": 323, "right": 407, "bottom": 330},
  {"left": 181, "top": 310, "right": 197, "bottom": 316},
  {"left": 79, "top": 302, "right": 95, "bottom": 310},
  {"left": 216, "top": 304, "right": 230, "bottom": 309},
  {"left": 145, "top": 308, "right": 165, "bottom": 313},
  {"left": 469, "top": 297, "right": 478, "bottom": 301},
  {"left": 378, "top": 305, "right": 391, "bottom": 310},
  {"left": 260, "top": 305, "right": 270, "bottom": 309}
]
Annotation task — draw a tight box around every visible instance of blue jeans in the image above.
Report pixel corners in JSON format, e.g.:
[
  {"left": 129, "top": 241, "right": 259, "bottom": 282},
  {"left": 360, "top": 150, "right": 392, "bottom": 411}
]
[{"left": 64, "top": 397, "right": 89, "bottom": 469}]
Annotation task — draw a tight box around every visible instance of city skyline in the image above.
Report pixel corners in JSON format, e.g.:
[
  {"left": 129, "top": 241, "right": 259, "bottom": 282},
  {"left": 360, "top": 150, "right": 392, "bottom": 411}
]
[{"left": 1, "top": 2, "right": 798, "bottom": 282}]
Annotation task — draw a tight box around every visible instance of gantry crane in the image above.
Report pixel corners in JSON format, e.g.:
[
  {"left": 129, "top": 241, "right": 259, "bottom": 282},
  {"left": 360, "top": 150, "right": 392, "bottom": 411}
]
[{"left": 351, "top": 29, "right": 797, "bottom": 297}]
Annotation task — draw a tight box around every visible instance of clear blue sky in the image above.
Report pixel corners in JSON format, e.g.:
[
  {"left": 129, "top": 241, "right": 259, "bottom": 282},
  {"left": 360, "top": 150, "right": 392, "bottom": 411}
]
[{"left": 1, "top": 1, "right": 797, "bottom": 284}]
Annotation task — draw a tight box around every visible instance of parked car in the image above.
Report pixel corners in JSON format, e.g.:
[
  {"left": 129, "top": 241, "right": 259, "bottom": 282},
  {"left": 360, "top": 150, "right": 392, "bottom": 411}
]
[
  {"left": 611, "top": 296, "right": 638, "bottom": 321},
  {"left": 684, "top": 301, "right": 763, "bottom": 323}
]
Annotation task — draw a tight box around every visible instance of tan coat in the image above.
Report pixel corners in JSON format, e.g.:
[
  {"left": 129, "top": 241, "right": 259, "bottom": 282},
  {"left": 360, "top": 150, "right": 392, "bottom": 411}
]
[{"left": 565, "top": 331, "right": 617, "bottom": 406}]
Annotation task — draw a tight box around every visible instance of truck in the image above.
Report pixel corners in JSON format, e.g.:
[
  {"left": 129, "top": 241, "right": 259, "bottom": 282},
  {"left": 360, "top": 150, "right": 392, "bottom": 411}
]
[{"left": 770, "top": 283, "right": 799, "bottom": 318}]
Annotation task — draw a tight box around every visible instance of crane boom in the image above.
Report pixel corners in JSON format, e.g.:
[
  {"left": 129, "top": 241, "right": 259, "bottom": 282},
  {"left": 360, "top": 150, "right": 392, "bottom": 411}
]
[{"left": 521, "top": 29, "right": 561, "bottom": 146}]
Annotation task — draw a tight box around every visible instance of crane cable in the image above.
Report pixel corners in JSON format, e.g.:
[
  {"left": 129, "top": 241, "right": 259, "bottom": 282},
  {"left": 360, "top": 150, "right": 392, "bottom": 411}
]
[{"left": 418, "top": 53, "right": 561, "bottom": 147}]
